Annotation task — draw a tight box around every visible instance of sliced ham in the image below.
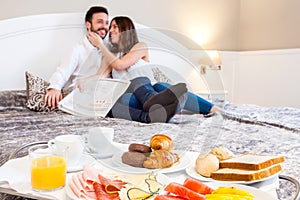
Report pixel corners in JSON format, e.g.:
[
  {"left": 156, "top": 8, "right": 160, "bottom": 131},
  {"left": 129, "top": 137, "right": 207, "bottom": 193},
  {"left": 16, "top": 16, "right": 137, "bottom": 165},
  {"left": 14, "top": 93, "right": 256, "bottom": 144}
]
[
  {"left": 68, "top": 165, "right": 127, "bottom": 200},
  {"left": 72, "top": 173, "right": 85, "bottom": 195},
  {"left": 73, "top": 173, "right": 85, "bottom": 192},
  {"left": 69, "top": 178, "right": 85, "bottom": 199},
  {"left": 83, "top": 165, "right": 102, "bottom": 188}
]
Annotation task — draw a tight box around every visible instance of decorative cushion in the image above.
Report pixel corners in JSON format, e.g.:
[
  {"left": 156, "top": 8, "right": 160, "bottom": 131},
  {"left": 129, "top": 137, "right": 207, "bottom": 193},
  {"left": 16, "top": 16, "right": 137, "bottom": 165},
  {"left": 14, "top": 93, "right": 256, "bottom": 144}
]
[
  {"left": 152, "top": 67, "right": 173, "bottom": 83},
  {"left": 25, "top": 72, "right": 72, "bottom": 112},
  {"left": 25, "top": 71, "right": 52, "bottom": 112}
]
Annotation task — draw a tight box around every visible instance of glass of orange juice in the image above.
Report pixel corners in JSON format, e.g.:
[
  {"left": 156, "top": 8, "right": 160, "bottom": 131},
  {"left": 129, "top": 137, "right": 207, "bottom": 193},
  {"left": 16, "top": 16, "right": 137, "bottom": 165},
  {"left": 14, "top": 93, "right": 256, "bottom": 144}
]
[{"left": 28, "top": 144, "right": 67, "bottom": 192}]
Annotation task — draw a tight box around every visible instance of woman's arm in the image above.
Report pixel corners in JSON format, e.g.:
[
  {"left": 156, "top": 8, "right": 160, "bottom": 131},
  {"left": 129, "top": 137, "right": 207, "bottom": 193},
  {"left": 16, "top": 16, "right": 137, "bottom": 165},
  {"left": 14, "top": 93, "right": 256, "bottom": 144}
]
[
  {"left": 75, "top": 56, "right": 112, "bottom": 92},
  {"left": 95, "top": 56, "right": 112, "bottom": 77},
  {"left": 87, "top": 31, "right": 148, "bottom": 71}
]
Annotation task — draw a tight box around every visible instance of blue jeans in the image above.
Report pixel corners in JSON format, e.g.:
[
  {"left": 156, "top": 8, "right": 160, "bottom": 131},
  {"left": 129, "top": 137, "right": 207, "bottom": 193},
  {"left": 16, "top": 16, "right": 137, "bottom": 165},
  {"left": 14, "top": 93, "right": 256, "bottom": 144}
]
[
  {"left": 153, "top": 82, "right": 213, "bottom": 114},
  {"left": 111, "top": 78, "right": 213, "bottom": 122},
  {"left": 111, "top": 77, "right": 188, "bottom": 122},
  {"left": 110, "top": 77, "right": 160, "bottom": 123}
]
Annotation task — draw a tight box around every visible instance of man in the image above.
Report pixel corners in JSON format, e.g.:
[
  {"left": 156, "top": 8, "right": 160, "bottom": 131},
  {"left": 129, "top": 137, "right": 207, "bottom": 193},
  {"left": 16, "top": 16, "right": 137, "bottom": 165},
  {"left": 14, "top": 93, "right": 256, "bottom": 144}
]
[{"left": 45, "top": 6, "right": 109, "bottom": 109}]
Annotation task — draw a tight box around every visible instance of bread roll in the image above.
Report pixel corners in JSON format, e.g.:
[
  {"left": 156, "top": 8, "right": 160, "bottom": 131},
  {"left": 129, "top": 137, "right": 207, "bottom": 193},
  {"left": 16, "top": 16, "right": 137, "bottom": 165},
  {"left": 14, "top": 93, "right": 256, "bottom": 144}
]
[
  {"left": 210, "top": 146, "right": 235, "bottom": 161},
  {"left": 128, "top": 143, "right": 152, "bottom": 153},
  {"left": 143, "top": 149, "right": 179, "bottom": 169},
  {"left": 150, "top": 134, "right": 173, "bottom": 151},
  {"left": 121, "top": 152, "right": 147, "bottom": 168},
  {"left": 195, "top": 153, "right": 219, "bottom": 177}
]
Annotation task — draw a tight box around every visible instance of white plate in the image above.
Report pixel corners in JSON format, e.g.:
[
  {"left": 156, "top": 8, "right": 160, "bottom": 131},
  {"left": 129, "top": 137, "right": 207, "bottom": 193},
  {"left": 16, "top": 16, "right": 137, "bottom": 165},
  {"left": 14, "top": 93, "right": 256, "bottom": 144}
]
[
  {"left": 65, "top": 171, "right": 170, "bottom": 200},
  {"left": 105, "top": 151, "right": 191, "bottom": 174},
  {"left": 67, "top": 154, "right": 96, "bottom": 173},
  {"left": 185, "top": 165, "right": 280, "bottom": 185},
  {"left": 84, "top": 142, "right": 126, "bottom": 159},
  {"left": 206, "top": 182, "right": 277, "bottom": 200}
]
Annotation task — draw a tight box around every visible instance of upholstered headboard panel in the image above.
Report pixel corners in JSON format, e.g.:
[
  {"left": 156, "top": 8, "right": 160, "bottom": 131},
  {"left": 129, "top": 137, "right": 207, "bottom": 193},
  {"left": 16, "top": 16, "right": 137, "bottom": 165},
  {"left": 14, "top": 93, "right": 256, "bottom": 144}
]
[{"left": 0, "top": 13, "right": 208, "bottom": 92}]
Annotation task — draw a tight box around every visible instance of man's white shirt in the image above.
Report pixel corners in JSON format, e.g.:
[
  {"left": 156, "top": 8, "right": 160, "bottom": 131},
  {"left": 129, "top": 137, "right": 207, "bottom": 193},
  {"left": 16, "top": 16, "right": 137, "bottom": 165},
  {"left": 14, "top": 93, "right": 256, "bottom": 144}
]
[{"left": 48, "top": 36, "right": 102, "bottom": 90}]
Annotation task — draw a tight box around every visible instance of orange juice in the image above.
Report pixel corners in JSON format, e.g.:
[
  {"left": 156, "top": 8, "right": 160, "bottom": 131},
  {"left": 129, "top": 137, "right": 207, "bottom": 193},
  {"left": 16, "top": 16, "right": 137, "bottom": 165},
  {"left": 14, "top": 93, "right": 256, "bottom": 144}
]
[{"left": 31, "top": 156, "right": 66, "bottom": 191}]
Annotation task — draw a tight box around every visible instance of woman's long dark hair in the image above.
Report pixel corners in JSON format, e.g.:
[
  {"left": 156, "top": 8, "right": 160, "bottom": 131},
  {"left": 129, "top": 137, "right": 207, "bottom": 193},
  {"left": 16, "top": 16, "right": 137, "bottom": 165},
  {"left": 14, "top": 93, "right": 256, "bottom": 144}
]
[{"left": 109, "top": 16, "right": 139, "bottom": 55}]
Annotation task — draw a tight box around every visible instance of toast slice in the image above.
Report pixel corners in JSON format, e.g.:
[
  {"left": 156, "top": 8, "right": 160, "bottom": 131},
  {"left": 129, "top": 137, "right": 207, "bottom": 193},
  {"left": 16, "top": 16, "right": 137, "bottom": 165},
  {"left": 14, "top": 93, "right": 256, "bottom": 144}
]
[
  {"left": 219, "top": 154, "right": 285, "bottom": 170},
  {"left": 211, "top": 163, "right": 282, "bottom": 181}
]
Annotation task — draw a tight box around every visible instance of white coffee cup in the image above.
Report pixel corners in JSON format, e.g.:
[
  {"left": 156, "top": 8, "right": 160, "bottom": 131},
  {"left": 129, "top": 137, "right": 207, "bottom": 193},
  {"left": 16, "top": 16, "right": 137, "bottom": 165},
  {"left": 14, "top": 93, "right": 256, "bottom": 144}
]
[
  {"left": 48, "top": 134, "right": 84, "bottom": 167},
  {"left": 83, "top": 127, "right": 114, "bottom": 157}
]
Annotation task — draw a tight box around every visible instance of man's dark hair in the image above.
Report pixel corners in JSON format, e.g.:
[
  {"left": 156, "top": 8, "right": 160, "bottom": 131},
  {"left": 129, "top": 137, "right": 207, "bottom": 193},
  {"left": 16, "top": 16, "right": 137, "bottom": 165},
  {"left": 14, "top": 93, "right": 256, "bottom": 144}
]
[{"left": 85, "top": 6, "right": 108, "bottom": 23}]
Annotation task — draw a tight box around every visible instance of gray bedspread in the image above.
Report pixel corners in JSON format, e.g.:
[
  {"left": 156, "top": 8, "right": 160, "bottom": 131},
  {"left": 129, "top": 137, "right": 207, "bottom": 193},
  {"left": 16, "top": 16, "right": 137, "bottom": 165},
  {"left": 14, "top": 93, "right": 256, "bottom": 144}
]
[{"left": 1, "top": 90, "right": 299, "bottom": 200}]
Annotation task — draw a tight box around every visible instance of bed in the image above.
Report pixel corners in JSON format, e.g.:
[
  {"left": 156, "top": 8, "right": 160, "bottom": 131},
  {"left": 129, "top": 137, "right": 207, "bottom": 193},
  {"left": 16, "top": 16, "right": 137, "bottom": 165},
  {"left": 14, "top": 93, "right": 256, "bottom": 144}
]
[{"left": 0, "top": 13, "right": 299, "bottom": 200}]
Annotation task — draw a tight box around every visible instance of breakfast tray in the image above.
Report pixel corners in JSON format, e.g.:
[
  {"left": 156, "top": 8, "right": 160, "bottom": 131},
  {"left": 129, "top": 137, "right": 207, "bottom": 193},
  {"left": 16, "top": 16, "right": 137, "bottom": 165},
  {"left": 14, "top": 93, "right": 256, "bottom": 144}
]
[{"left": 1, "top": 141, "right": 299, "bottom": 200}]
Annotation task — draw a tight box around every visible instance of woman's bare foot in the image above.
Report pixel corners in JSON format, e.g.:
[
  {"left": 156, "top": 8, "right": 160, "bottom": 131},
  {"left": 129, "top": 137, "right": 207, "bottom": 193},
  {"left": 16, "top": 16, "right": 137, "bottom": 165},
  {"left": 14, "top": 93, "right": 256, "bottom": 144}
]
[{"left": 204, "top": 106, "right": 220, "bottom": 118}]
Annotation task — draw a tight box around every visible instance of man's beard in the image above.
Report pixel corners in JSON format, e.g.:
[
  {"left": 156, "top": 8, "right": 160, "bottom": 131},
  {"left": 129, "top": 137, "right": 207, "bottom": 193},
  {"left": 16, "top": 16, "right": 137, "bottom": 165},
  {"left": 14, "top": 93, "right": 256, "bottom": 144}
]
[{"left": 90, "top": 25, "right": 107, "bottom": 39}]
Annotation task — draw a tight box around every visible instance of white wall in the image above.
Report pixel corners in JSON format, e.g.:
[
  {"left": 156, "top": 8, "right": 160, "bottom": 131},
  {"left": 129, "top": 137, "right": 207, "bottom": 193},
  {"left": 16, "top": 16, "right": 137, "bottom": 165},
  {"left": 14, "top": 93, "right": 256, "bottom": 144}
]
[
  {"left": 0, "top": 0, "right": 240, "bottom": 51},
  {"left": 2, "top": 0, "right": 300, "bottom": 51},
  {"left": 219, "top": 49, "right": 300, "bottom": 108},
  {"left": 239, "top": 0, "right": 300, "bottom": 50}
]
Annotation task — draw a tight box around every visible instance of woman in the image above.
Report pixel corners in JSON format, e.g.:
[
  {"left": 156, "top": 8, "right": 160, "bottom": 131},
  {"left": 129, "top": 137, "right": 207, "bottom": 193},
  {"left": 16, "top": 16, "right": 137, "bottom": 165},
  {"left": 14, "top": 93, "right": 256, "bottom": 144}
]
[{"left": 87, "top": 16, "right": 219, "bottom": 116}]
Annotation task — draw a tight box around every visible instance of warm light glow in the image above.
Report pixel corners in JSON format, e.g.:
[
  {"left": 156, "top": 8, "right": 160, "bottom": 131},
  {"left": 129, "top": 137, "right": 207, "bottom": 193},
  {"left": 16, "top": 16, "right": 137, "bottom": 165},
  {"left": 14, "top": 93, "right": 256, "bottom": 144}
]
[
  {"left": 207, "top": 50, "right": 221, "bottom": 66},
  {"left": 187, "top": 25, "right": 212, "bottom": 48},
  {"left": 190, "top": 33, "right": 207, "bottom": 47}
]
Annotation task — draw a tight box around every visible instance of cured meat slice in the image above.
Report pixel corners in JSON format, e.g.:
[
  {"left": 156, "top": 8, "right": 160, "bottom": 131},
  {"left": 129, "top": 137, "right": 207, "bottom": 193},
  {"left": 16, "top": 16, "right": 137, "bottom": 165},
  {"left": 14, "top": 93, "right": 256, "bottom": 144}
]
[
  {"left": 93, "top": 182, "right": 120, "bottom": 200},
  {"left": 98, "top": 173, "right": 127, "bottom": 193}
]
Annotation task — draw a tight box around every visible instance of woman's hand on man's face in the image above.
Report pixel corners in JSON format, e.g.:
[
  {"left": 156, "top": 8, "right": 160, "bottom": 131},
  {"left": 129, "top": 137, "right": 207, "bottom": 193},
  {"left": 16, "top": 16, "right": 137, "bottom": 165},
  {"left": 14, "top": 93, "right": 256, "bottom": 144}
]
[{"left": 87, "top": 29, "right": 103, "bottom": 48}]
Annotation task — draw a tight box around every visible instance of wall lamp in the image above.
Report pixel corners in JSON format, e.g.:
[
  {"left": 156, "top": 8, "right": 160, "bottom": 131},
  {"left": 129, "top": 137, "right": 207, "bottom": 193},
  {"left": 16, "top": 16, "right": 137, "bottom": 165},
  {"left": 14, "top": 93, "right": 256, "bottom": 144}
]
[{"left": 200, "top": 50, "right": 222, "bottom": 74}]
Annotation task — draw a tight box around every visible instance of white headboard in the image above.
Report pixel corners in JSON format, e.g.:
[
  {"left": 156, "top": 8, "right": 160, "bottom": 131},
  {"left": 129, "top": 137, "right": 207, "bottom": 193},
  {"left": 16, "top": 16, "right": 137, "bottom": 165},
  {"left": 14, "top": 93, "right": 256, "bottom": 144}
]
[{"left": 0, "top": 13, "right": 208, "bottom": 92}]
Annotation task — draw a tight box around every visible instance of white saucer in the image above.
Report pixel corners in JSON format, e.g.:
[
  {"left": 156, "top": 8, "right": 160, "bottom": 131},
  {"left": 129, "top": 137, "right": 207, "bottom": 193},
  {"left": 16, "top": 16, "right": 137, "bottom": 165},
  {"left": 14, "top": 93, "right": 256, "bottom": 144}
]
[
  {"left": 87, "top": 151, "right": 114, "bottom": 159},
  {"left": 85, "top": 148, "right": 114, "bottom": 159},
  {"left": 84, "top": 142, "right": 124, "bottom": 159},
  {"left": 67, "top": 154, "right": 96, "bottom": 173}
]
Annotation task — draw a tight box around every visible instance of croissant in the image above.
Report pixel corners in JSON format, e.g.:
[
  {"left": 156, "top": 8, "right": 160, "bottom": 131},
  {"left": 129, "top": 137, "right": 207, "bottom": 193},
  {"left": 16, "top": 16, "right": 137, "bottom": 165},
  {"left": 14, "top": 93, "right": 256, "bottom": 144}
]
[
  {"left": 150, "top": 134, "right": 174, "bottom": 151},
  {"left": 143, "top": 149, "right": 179, "bottom": 169}
]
